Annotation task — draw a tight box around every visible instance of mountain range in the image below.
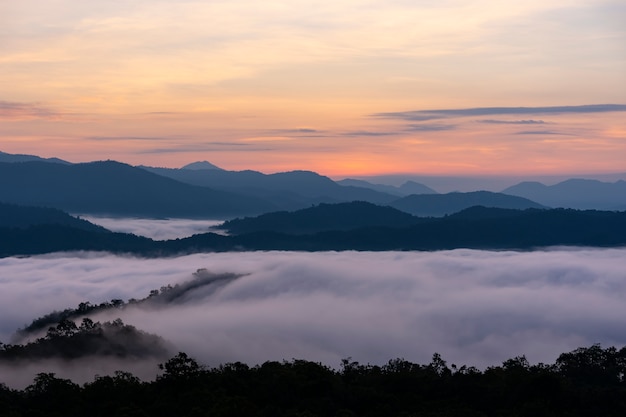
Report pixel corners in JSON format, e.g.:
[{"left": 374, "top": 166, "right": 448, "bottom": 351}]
[
  {"left": 0, "top": 150, "right": 69, "bottom": 165},
  {"left": 0, "top": 160, "right": 274, "bottom": 218},
  {"left": 336, "top": 178, "right": 438, "bottom": 196},
  {"left": 503, "top": 179, "right": 626, "bottom": 210},
  {"left": 0, "top": 151, "right": 624, "bottom": 219},
  {"left": 3, "top": 202, "right": 626, "bottom": 257},
  {"left": 216, "top": 201, "right": 424, "bottom": 234},
  {"left": 387, "top": 191, "right": 545, "bottom": 216},
  {"left": 140, "top": 165, "right": 397, "bottom": 209},
  {"left": 0, "top": 202, "right": 107, "bottom": 232}
]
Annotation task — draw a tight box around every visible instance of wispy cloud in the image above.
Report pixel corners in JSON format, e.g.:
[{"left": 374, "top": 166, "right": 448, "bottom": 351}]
[
  {"left": 86, "top": 136, "right": 181, "bottom": 141},
  {"left": 0, "top": 101, "right": 60, "bottom": 120},
  {"left": 341, "top": 130, "right": 399, "bottom": 137},
  {"left": 373, "top": 104, "right": 626, "bottom": 121},
  {"left": 478, "top": 119, "right": 546, "bottom": 125},
  {"left": 138, "top": 143, "right": 273, "bottom": 154},
  {"left": 262, "top": 128, "right": 327, "bottom": 138},
  {"left": 277, "top": 128, "right": 322, "bottom": 134},
  {"left": 515, "top": 130, "right": 568, "bottom": 135},
  {"left": 406, "top": 123, "right": 457, "bottom": 132}
]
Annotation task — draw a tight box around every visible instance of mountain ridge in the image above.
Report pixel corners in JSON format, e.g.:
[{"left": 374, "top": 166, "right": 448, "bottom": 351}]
[
  {"left": 1, "top": 150, "right": 623, "bottom": 213},
  {"left": 389, "top": 190, "right": 546, "bottom": 216},
  {"left": 0, "top": 160, "right": 275, "bottom": 218},
  {"left": 2, "top": 202, "right": 626, "bottom": 257},
  {"left": 503, "top": 178, "right": 626, "bottom": 210},
  {"left": 140, "top": 165, "right": 398, "bottom": 209},
  {"left": 0, "top": 150, "right": 70, "bottom": 164},
  {"left": 336, "top": 178, "right": 438, "bottom": 196},
  {"left": 180, "top": 160, "right": 223, "bottom": 170},
  {"left": 217, "top": 201, "right": 424, "bottom": 235}
]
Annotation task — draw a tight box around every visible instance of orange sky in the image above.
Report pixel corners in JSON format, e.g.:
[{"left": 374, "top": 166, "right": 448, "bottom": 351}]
[{"left": 1, "top": 0, "right": 625, "bottom": 177}]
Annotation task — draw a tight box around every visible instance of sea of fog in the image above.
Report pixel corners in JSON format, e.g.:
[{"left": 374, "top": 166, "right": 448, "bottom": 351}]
[
  {"left": 1, "top": 217, "right": 626, "bottom": 387},
  {"left": 79, "top": 215, "right": 226, "bottom": 239}
]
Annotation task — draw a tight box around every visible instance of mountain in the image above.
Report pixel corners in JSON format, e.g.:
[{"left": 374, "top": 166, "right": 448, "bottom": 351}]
[
  {"left": 503, "top": 179, "right": 626, "bottom": 210},
  {"left": 221, "top": 207, "right": 626, "bottom": 251},
  {"left": 0, "top": 224, "right": 156, "bottom": 257},
  {"left": 1, "top": 319, "right": 170, "bottom": 361},
  {"left": 0, "top": 161, "right": 275, "bottom": 218},
  {"left": 217, "top": 201, "right": 423, "bottom": 235},
  {"left": 0, "top": 202, "right": 107, "bottom": 232},
  {"left": 140, "top": 166, "right": 397, "bottom": 209},
  {"left": 181, "top": 160, "right": 223, "bottom": 170},
  {"left": 388, "top": 191, "right": 546, "bottom": 216},
  {"left": 398, "top": 180, "right": 438, "bottom": 195},
  {"left": 0, "top": 150, "right": 69, "bottom": 164},
  {"left": 336, "top": 179, "right": 437, "bottom": 196},
  {"left": 4, "top": 204, "right": 626, "bottom": 257},
  {"left": 169, "top": 207, "right": 626, "bottom": 252}
]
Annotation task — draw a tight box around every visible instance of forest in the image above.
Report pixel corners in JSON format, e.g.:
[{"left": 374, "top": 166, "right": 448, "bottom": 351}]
[
  {"left": 3, "top": 206, "right": 626, "bottom": 258},
  {"left": 1, "top": 343, "right": 625, "bottom": 416}
]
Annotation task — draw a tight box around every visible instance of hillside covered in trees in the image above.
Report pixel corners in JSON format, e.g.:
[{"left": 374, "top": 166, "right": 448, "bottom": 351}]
[
  {"left": 2, "top": 270, "right": 625, "bottom": 415},
  {"left": 0, "top": 345, "right": 625, "bottom": 416},
  {"left": 2, "top": 203, "right": 626, "bottom": 257}
]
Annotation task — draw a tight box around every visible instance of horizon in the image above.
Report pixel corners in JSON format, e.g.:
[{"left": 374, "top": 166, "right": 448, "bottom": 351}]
[
  {"left": 2, "top": 149, "right": 625, "bottom": 190},
  {"left": 2, "top": 1, "right": 625, "bottom": 176}
]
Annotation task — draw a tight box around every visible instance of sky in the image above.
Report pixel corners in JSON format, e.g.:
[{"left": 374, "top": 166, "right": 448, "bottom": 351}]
[
  {"left": 1, "top": 0, "right": 625, "bottom": 177},
  {"left": 2, "top": 248, "right": 626, "bottom": 388}
]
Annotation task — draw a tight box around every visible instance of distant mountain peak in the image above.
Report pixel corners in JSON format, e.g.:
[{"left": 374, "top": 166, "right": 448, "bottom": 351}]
[
  {"left": 336, "top": 178, "right": 436, "bottom": 196},
  {"left": 0, "top": 150, "right": 70, "bottom": 164},
  {"left": 503, "top": 178, "right": 626, "bottom": 210},
  {"left": 399, "top": 180, "right": 438, "bottom": 195},
  {"left": 181, "top": 161, "right": 223, "bottom": 170}
]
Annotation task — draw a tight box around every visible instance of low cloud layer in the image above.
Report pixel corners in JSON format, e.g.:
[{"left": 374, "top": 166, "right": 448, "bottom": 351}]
[
  {"left": 79, "top": 216, "right": 225, "bottom": 240},
  {"left": 515, "top": 130, "right": 567, "bottom": 135},
  {"left": 373, "top": 104, "right": 626, "bottom": 121},
  {"left": 2, "top": 247, "right": 626, "bottom": 388},
  {"left": 406, "top": 123, "right": 457, "bottom": 132},
  {"left": 0, "top": 100, "right": 59, "bottom": 120},
  {"left": 477, "top": 119, "right": 546, "bottom": 125}
]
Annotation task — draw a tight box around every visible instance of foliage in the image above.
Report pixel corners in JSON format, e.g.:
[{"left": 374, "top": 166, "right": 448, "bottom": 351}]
[
  {"left": 3, "top": 206, "right": 626, "bottom": 257},
  {"left": 18, "top": 269, "right": 240, "bottom": 336},
  {"left": 1, "top": 318, "right": 169, "bottom": 361},
  {"left": 1, "top": 345, "right": 626, "bottom": 416}
]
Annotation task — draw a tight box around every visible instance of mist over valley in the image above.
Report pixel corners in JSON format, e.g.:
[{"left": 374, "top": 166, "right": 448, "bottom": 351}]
[
  {"left": 2, "top": 242, "right": 626, "bottom": 388},
  {"left": 3, "top": 0, "right": 625, "bottom": 411},
  {"left": 1, "top": 152, "right": 626, "bottom": 412}
]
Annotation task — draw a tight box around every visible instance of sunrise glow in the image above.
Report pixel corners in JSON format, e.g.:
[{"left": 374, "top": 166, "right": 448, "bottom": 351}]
[{"left": 1, "top": 0, "right": 625, "bottom": 176}]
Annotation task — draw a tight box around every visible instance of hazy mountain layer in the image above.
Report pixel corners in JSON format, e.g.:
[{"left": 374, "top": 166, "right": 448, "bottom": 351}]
[
  {"left": 337, "top": 178, "right": 438, "bottom": 196},
  {"left": 388, "top": 191, "right": 546, "bottom": 216},
  {"left": 181, "top": 160, "right": 223, "bottom": 170},
  {"left": 0, "top": 150, "right": 69, "bottom": 164},
  {"left": 0, "top": 161, "right": 275, "bottom": 218},
  {"left": 218, "top": 201, "right": 424, "bottom": 234},
  {"left": 140, "top": 166, "right": 397, "bottom": 209},
  {"left": 2, "top": 151, "right": 623, "bottom": 212},
  {"left": 504, "top": 179, "right": 626, "bottom": 210}
]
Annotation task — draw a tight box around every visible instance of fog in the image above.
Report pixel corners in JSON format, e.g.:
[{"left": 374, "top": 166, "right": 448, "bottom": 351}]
[
  {"left": 78, "top": 216, "right": 225, "bottom": 239},
  {"left": 0, "top": 358, "right": 164, "bottom": 389},
  {"left": 2, "top": 247, "right": 626, "bottom": 388}
]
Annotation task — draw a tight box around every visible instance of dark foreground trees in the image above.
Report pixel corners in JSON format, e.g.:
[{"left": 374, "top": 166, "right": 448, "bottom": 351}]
[{"left": 1, "top": 345, "right": 626, "bottom": 416}]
